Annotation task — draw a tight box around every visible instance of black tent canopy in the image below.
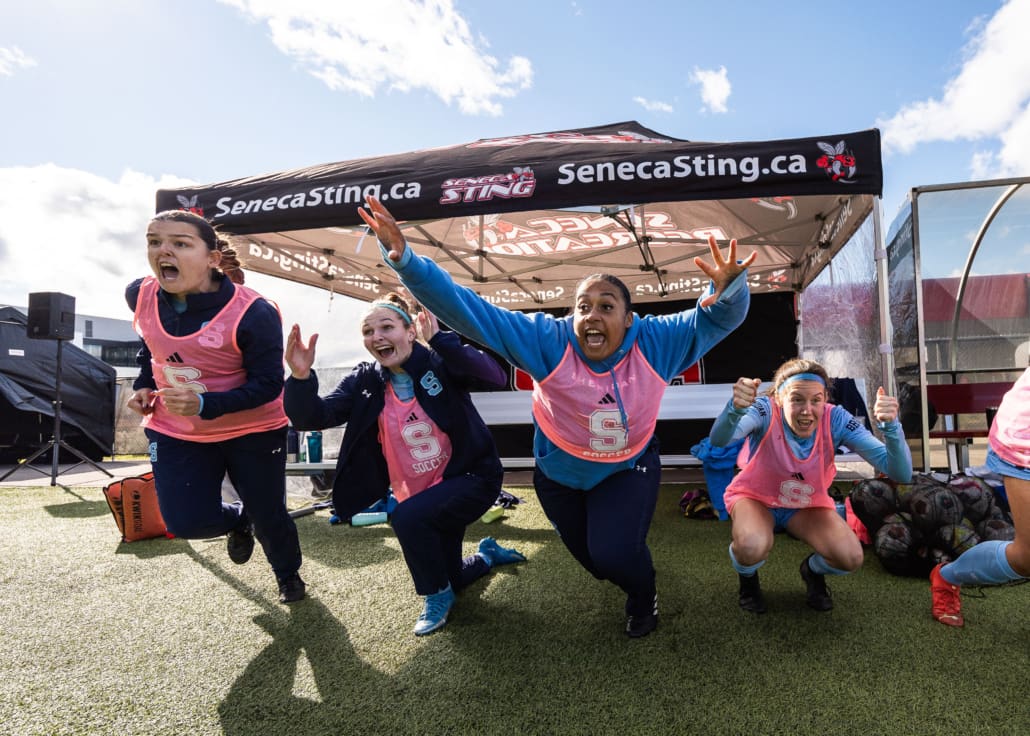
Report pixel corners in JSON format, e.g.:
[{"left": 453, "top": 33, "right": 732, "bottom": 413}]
[
  {"left": 0, "top": 307, "right": 115, "bottom": 462},
  {"left": 156, "top": 121, "right": 882, "bottom": 308}
]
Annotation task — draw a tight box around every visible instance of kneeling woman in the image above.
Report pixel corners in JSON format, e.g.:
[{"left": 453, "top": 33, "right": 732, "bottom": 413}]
[
  {"left": 284, "top": 294, "right": 525, "bottom": 635},
  {"left": 709, "top": 359, "right": 912, "bottom": 613}
]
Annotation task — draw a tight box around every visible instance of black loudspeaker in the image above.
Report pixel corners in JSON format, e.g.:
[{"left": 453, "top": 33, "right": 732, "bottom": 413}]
[{"left": 27, "top": 292, "right": 76, "bottom": 340}]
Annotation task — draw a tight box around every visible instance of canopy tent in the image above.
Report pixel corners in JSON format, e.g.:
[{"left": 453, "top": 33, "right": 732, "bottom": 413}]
[
  {"left": 0, "top": 307, "right": 116, "bottom": 463},
  {"left": 156, "top": 121, "right": 882, "bottom": 309}
]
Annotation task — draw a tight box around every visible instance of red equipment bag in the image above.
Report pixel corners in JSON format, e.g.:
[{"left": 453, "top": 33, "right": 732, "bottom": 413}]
[{"left": 102, "top": 472, "right": 172, "bottom": 542}]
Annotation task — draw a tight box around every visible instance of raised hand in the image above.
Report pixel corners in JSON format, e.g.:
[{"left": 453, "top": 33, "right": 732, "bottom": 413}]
[
  {"left": 414, "top": 308, "right": 439, "bottom": 343},
  {"left": 358, "top": 195, "right": 407, "bottom": 262},
  {"left": 732, "top": 377, "right": 762, "bottom": 410},
  {"left": 285, "top": 324, "right": 318, "bottom": 380},
  {"left": 872, "top": 386, "right": 899, "bottom": 424},
  {"left": 694, "top": 235, "right": 757, "bottom": 308}
]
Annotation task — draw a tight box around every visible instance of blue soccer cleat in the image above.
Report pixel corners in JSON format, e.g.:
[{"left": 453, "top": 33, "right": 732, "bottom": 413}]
[
  {"left": 477, "top": 537, "right": 527, "bottom": 567},
  {"left": 413, "top": 584, "right": 455, "bottom": 636}
]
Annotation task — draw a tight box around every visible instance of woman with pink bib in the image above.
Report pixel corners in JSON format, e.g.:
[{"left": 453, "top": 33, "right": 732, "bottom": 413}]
[
  {"left": 126, "top": 210, "right": 304, "bottom": 605},
  {"left": 710, "top": 358, "right": 911, "bottom": 614},
  {"left": 360, "top": 195, "right": 754, "bottom": 638},
  {"left": 284, "top": 293, "right": 526, "bottom": 636},
  {"left": 929, "top": 367, "right": 1029, "bottom": 627}
]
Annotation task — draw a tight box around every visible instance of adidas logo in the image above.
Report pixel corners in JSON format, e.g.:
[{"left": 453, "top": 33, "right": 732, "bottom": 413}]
[
  {"left": 792, "top": 472, "right": 805, "bottom": 481},
  {"left": 166, "top": 352, "right": 183, "bottom": 363},
  {"left": 598, "top": 393, "right": 616, "bottom": 405},
  {"left": 406, "top": 412, "right": 418, "bottom": 422}
]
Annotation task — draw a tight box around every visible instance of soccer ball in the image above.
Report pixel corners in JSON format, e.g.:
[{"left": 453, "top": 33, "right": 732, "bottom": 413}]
[
  {"left": 880, "top": 510, "right": 915, "bottom": 526},
  {"left": 897, "top": 474, "right": 943, "bottom": 512},
  {"left": 874, "top": 519, "right": 928, "bottom": 576},
  {"left": 935, "top": 519, "right": 980, "bottom": 557},
  {"left": 908, "top": 483, "right": 964, "bottom": 534},
  {"left": 904, "top": 473, "right": 955, "bottom": 506},
  {"left": 850, "top": 478, "right": 898, "bottom": 532},
  {"left": 917, "top": 545, "right": 952, "bottom": 568},
  {"left": 874, "top": 520, "right": 915, "bottom": 558},
  {"left": 948, "top": 476, "right": 995, "bottom": 523},
  {"left": 986, "top": 503, "right": 1013, "bottom": 524},
  {"left": 976, "top": 517, "right": 1016, "bottom": 542},
  {"left": 894, "top": 483, "right": 919, "bottom": 513}
]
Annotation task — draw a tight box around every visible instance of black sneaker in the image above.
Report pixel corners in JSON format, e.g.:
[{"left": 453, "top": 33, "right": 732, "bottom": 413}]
[
  {"left": 738, "top": 572, "right": 767, "bottom": 614},
  {"left": 625, "top": 594, "right": 659, "bottom": 638},
  {"left": 278, "top": 573, "right": 306, "bottom": 604},
  {"left": 800, "top": 555, "right": 833, "bottom": 611},
  {"left": 226, "top": 523, "right": 255, "bottom": 565}
]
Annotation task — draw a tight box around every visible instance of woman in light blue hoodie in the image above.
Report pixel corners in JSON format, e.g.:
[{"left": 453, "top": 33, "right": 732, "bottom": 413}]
[{"left": 359, "top": 196, "right": 754, "bottom": 638}]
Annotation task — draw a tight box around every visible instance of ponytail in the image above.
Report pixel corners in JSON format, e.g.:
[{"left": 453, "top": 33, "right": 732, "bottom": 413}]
[{"left": 216, "top": 236, "right": 245, "bottom": 284}]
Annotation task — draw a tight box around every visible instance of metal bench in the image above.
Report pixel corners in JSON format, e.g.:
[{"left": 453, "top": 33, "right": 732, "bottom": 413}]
[{"left": 926, "top": 381, "right": 1010, "bottom": 471}]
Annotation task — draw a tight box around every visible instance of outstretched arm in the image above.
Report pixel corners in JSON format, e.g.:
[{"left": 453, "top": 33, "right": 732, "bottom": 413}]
[{"left": 359, "top": 195, "right": 565, "bottom": 379}]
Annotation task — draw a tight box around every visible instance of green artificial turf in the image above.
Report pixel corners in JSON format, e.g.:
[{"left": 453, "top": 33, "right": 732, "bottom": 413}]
[{"left": 1, "top": 482, "right": 1027, "bottom": 736}]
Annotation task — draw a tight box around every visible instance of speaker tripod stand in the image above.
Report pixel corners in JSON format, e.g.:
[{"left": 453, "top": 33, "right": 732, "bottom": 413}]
[{"left": 0, "top": 339, "right": 112, "bottom": 488}]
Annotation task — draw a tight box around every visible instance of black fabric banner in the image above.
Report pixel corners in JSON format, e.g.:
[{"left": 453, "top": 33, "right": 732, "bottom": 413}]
[{"left": 156, "top": 122, "right": 882, "bottom": 306}]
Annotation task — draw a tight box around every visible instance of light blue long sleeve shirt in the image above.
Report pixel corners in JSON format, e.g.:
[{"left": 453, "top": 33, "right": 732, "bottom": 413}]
[
  {"left": 709, "top": 395, "right": 912, "bottom": 482},
  {"left": 386, "top": 245, "right": 751, "bottom": 489}
]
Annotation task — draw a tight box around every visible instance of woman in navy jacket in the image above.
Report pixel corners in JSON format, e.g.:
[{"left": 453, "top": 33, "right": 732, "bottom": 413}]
[
  {"left": 284, "top": 293, "right": 526, "bottom": 635},
  {"left": 126, "top": 209, "right": 303, "bottom": 604}
]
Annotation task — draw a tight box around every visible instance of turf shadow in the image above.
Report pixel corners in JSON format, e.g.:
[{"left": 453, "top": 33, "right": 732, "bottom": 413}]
[
  {"left": 217, "top": 598, "right": 403, "bottom": 735},
  {"left": 44, "top": 499, "right": 109, "bottom": 518}
]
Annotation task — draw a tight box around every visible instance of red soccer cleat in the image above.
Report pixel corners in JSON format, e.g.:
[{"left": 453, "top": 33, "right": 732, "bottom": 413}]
[{"left": 930, "top": 563, "right": 964, "bottom": 628}]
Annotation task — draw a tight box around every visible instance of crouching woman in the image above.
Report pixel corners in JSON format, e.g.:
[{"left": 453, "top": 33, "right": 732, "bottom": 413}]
[
  {"left": 284, "top": 294, "right": 526, "bottom": 635},
  {"left": 710, "top": 358, "right": 912, "bottom": 614}
]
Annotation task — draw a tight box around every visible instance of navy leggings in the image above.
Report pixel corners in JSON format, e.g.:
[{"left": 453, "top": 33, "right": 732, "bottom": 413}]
[
  {"left": 145, "top": 426, "right": 302, "bottom": 581},
  {"left": 389, "top": 472, "right": 500, "bottom": 596},
  {"left": 534, "top": 441, "right": 661, "bottom": 616}
]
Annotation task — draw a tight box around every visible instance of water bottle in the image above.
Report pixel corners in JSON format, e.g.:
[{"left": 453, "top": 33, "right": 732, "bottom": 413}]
[
  {"left": 286, "top": 427, "right": 299, "bottom": 463},
  {"left": 350, "top": 511, "right": 388, "bottom": 526},
  {"left": 306, "top": 431, "right": 323, "bottom": 463}
]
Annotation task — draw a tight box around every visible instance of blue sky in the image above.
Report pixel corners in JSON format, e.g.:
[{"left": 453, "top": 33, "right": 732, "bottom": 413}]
[{"left": 1, "top": 0, "right": 1028, "bottom": 366}]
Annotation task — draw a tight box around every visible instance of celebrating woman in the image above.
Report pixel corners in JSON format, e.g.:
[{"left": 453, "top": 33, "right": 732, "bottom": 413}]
[{"left": 358, "top": 195, "right": 753, "bottom": 638}]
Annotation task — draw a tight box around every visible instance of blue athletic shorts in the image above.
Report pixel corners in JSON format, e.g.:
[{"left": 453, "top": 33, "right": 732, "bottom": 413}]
[
  {"left": 986, "top": 447, "right": 1030, "bottom": 481},
  {"left": 770, "top": 507, "right": 799, "bottom": 531}
]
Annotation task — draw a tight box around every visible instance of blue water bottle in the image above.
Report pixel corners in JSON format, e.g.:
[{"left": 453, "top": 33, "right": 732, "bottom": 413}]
[
  {"left": 286, "top": 427, "right": 299, "bottom": 463},
  {"left": 306, "top": 431, "right": 323, "bottom": 463}
]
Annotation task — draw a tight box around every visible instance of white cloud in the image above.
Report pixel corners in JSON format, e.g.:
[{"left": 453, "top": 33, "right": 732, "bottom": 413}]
[
  {"left": 0, "top": 46, "right": 37, "bottom": 76},
  {"left": 688, "top": 65, "right": 730, "bottom": 114},
  {"left": 218, "top": 0, "right": 532, "bottom": 116},
  {"left": 0, "top": 165, "right": 188, "bottom": 318},
  {"left": 632, "top": 96, "right": 673, "bottom": 113},
  {"left": 0, "top": 165, "right": 369, "bottom": 367},
  {"left": 968, "top": 149, "right": 997, "bottom": 180},
  {"left": 879, "top": 0, "right": 1030, "bottom": 179},
  {"left": 992, "top": 99, "right": 1030, "bottom": 176}
]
